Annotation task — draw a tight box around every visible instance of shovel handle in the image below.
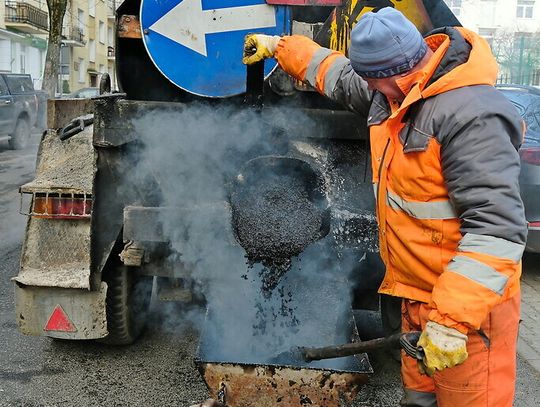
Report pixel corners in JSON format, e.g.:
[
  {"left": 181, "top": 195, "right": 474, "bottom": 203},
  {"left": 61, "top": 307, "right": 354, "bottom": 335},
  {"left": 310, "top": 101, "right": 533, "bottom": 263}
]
[
  {"left": 400, "top": 331, "right": 423, "bottom": 360},
  {"left": 302, "top": 331, "right": 422, "bottom": 361}
]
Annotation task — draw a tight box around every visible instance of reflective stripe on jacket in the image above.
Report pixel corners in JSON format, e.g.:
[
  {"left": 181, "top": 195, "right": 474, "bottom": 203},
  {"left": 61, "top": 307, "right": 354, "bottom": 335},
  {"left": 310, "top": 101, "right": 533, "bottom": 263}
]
[{"left": 274, "top": 27, "right": 527, "bottom": 333}]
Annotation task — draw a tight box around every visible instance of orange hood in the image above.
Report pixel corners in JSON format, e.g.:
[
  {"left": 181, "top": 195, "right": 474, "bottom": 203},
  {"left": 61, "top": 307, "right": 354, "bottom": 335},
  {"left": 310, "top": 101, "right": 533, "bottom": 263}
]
[{"left": 396, "top": 27, "right": 498, "bottom": 108}]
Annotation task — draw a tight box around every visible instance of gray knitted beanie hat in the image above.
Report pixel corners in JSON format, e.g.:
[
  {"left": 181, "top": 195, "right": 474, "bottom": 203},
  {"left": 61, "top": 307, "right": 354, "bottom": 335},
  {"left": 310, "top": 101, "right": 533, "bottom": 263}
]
[{"left": 349, "top": 7, "right": 428, "bottom": 78}]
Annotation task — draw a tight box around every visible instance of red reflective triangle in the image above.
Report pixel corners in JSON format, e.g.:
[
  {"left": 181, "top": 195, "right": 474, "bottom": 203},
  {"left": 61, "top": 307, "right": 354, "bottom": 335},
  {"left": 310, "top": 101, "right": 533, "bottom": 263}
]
[{"left": 44, "top": 305, "right": 77, "bottom": 332}]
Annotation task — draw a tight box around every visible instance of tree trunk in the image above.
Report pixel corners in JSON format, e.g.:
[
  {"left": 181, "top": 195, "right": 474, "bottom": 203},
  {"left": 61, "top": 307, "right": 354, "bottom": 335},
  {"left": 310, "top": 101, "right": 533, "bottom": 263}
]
[{"left": 42, "top": 0, "right": 68, "bottom": 97}]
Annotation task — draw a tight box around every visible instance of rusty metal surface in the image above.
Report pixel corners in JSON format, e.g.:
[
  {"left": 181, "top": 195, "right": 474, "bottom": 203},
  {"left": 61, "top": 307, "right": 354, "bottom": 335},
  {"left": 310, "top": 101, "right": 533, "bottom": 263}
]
[
  {"left": 199, "top": 362, "right": 368, "bottom": 407},
  {"left": 123, "top": 205, "right": 235, "bottom": 243},
  {"left": 118, "top": 15, "right": 142, "bottom": 39},
  {"left": 14, "top": 217, "right": 92, "bottom": 289},
  {"left": 16, "top": 127, "right": 95, "bottom": 289},
  {"left": 93, "top": 99, "right": 366, "bottom": 149},
  {"left": 20, "top": 127, "right": 94, "bottom": 194},
  {"left": 47, "top": 98, "right": 94, "bottom": 129},
  {"left": 15, "top": 282, "right": 108, "bottom": 339},
  {"left": 119, "top": 241, "right": 144, "bottom": 266}
]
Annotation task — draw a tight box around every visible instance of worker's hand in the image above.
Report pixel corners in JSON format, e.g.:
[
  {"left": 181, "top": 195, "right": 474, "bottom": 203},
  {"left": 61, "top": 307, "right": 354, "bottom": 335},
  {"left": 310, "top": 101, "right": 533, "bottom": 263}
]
[
  {"left": 189, "top": 399, "right": 226, "bottom": 407},
  {"left": 242, "top": 34, "right": 281, "bottom": 65},
  {"left": 417, "top": 321, "right": 468, "bottom": 376}
]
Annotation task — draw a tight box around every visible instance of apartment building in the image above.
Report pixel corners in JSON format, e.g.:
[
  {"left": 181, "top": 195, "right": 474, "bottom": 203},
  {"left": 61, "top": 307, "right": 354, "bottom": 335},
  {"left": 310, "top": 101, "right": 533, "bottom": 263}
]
[
  {"left": 444, "top": 0, "right": 540, "bottom": 84},
  {"left": 60, "top": 0, "right": 116, "bottom": 94},
  {"left": 0, "top": 0, "right": 48, "bottom": 89}
]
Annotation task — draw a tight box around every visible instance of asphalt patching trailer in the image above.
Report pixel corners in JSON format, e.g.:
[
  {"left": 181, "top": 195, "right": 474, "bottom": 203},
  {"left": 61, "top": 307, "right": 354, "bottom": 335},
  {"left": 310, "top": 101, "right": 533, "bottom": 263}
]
[{"left": 14, "top": 1, "right": 459, "bottom": 405}]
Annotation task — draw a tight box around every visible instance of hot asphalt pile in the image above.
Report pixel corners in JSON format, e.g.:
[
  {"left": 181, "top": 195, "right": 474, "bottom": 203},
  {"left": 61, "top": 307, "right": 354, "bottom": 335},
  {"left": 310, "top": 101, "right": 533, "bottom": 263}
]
[{"left": 231, "top": 172, "right": 326, "bottom": 293}]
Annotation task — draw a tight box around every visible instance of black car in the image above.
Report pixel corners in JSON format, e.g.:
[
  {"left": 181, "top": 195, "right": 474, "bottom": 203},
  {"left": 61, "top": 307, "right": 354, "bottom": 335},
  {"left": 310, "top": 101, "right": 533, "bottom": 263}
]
[
  {"left": 68, "top": 87, "right": 100, "bottom": 99},
  {"left": 0, "top": 73, "right": 39, "bottom": 149},
  {"left": 497, "top": 84, "right": 540, "bottom": 253}
]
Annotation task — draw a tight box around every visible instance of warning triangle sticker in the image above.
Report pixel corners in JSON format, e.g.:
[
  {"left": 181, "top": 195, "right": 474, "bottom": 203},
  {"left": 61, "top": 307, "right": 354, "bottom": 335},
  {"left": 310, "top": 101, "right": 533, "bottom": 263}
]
[{"left": 44, "top": 305, "right": 77, "bottom": 332}]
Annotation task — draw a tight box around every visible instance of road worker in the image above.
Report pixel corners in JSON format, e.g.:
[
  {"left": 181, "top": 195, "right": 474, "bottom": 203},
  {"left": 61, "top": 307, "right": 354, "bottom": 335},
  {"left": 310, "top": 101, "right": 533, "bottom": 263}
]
[{"left": 243, "top": 7, "right": 527, "bottom": 407}]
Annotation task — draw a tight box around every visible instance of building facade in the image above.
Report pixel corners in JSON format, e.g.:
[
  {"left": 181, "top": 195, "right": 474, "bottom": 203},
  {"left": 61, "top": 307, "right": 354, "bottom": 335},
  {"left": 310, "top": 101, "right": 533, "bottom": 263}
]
[
  {"left": 60, "top": 0, "right": 116, "bottom": 94},
  {"left": 444, "top": 0, "right": 540, "bottom": 85},
  {"left": 1, "top": 0, "right": 48, "bottom": 89},
  {"left": 0, "top": 0, "right": 116, "bottom": 93}
]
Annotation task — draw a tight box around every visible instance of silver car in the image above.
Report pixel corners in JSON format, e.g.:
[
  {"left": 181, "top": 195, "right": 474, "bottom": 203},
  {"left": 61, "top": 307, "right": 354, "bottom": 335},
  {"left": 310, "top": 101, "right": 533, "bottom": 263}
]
[{"left": 497, "top": 85, "right": 540, "bottom": 253}]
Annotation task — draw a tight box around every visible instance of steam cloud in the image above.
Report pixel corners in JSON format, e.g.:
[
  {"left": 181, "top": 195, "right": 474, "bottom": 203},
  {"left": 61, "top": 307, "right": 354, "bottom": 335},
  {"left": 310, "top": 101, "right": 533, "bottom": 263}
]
[{"left": 130, "top": 103, "right": 365, "bottom": 371}]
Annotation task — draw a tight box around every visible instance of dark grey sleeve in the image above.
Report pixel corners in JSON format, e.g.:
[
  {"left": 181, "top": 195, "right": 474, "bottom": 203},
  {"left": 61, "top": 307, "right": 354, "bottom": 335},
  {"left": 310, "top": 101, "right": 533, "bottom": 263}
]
[
  {"left": 326, "top": 61, "right": 372, "bottom": 116},
  {"left": 301, "top": 49, "right": 372, "bottom": 116},
  {"left": 439, "top": 89, "right": 527, "bottom": 245}
]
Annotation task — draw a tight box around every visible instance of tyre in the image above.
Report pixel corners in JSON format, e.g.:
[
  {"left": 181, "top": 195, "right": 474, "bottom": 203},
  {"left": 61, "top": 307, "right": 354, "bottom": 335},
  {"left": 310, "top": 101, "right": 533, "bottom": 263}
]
[
  {"left": 8, "top": 118, "right": 30, "bottom": 150},
  {"left": 100, "top": 264, "right": 153, "bottom": 345}
]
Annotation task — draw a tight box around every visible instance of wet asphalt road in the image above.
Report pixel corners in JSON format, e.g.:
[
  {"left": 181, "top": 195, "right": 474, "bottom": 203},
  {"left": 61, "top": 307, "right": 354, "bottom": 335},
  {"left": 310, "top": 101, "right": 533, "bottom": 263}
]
[{"left": 1, "top": 136, "right": 540, "bottom": 407}]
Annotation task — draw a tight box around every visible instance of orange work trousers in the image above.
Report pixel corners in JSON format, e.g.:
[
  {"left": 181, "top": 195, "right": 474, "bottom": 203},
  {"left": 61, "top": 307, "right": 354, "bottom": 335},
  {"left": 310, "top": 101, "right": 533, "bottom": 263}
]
[{"left": 400, "top": 294, "right": 520, "bottom": 407}]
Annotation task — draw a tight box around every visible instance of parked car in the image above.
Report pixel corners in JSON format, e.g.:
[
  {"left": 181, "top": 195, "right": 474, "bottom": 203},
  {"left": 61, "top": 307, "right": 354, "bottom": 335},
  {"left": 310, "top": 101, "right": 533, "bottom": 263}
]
[
  {"left": 0, "top": 73, "right": 39, "bottom": 149},
  {"left": 68, "top": 87, "right": 100, "bottom": 98},
  {"left": 497, "top": 84, "right": 540, "bottom": 253}
]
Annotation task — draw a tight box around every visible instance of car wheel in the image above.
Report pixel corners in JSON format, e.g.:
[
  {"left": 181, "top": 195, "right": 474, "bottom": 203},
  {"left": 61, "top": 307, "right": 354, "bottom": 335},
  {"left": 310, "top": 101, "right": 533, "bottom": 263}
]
[
  {"left": 99, "top": 263, "right": 153, "bottom": 345},
  {"left": 8, "top": 118, "right": 30, "bottom": 150}
]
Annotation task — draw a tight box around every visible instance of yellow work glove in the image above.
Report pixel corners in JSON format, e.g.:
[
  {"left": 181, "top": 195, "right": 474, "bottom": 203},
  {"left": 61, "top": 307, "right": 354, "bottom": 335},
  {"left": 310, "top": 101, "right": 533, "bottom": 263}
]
[
  {"left": 417, "top": 321, "right": 468, "bottom": 376},
  {"left": 242, "top": 34, "right": 281, "bottom": 65}
]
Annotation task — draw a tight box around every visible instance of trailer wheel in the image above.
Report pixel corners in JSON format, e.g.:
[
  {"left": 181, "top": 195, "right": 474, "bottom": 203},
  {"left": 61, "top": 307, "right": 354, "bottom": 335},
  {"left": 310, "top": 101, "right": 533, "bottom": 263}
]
[
  {"left": 101, "top": 265, "right": 153, "bottom": 345},
  {"left": 8, "top": 118, "right": 30, "bottom": 150}
]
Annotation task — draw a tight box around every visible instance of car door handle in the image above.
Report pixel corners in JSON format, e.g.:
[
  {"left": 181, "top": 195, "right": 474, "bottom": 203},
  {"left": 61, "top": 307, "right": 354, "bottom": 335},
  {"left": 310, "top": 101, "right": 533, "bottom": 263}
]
[{"left": 4, "top": 100, "right": 11, "bottom": 104}]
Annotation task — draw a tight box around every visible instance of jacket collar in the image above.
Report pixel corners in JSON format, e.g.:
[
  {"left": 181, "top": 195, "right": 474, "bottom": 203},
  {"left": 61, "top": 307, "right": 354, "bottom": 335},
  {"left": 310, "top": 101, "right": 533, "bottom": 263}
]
[{"left": 367, "top": 26, "right": 496, "bottom": 126}]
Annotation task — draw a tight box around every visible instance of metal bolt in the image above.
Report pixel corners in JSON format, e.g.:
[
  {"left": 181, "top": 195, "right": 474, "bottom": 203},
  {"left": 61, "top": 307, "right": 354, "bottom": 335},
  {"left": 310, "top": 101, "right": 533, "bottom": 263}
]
[
  {"left": 125, "top": 17, "right": 131, "bottom": 22},
  {"left": 143, "top": 29, "right": 149, "bottom": 35}
]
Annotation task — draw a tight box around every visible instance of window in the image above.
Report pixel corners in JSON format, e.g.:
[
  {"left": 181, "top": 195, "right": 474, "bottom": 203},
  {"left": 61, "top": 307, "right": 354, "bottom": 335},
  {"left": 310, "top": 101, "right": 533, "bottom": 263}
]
[
  {"left": 77, "top": 9, "right": 85, "bottom": 34},
  {"left": 108, "top": 26, "right": 113, "bottom": 45},
  {"left": 479, "top": 1, "right": 496, "bottom": 27},
  {"left": 89, "top": 39, "right": 96, "bottom": 62},
  {"left": 0, "top": 77, "right": 8, "bottom": 96},
  {"left": 89, "top": 0, "right": 95, "bottom": 17},
  {"left": 444, "top": 0, "right": 462, "bottom": 17},
  {"left": 4, "top": 75, "right": 34, "bottom": 94},
  {"left": 99, "top": 21, "right": 105, "bottom": 43},
  {"left": 517, "top": 0, "right": 535, "bottom": 18},
  {"left": 60, "top": 46, "right": 70, "bottom": 75},
  {"left": 79, "top": 58, "right": 85, "bottom": 83},
  {"left": 99, "top": 64, "right": 105, "bottom": 73},
  {"left": 478, "top": 28, "right": 495, "bottom": 48}
]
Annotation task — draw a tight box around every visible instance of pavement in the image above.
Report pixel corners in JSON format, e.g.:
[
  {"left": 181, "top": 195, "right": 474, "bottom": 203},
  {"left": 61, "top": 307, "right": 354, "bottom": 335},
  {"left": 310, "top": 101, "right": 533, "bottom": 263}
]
[{"left": 518, "top": 252, "right": 540, "bottom": 374}]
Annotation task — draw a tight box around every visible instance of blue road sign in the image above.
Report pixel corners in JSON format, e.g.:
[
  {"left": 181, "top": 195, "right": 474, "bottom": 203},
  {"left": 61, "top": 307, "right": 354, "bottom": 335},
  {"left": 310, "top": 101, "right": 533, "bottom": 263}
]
[{"left": 140, "top": 0, "right": 290, "bottom": 98}]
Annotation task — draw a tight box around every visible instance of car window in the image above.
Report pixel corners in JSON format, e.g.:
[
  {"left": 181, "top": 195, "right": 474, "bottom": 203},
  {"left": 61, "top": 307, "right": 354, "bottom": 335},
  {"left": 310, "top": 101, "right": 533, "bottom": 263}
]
[
  {"left": 79, "top": 89, "right": 99, "bottom": 98},
  {"left": 529, "top": 110, "right": 540, "bottom": 133},
  {"left": 519, "top": 99, "right": 540, "bottom": 133},
  {"left": 4, "top": 75, "right": 34, "bottom": 94},
  {"left": 71, "top": 88, "right": 99, "bottom": 98},
  {"left": 501, "top": 90, "right": 540, "bottom": 133},
  {"left": 0, "top": 77, "right": 9, "bottom": 96},
  {"left": 508, "top": 99, "right": 526, "bottom": 116}
]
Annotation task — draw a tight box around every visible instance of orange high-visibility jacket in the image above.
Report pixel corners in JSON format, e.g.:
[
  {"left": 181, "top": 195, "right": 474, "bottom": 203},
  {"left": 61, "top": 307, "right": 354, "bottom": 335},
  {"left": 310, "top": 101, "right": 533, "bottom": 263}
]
[{"left": 274, "top": 27, "right": 527, "bottom": 333}]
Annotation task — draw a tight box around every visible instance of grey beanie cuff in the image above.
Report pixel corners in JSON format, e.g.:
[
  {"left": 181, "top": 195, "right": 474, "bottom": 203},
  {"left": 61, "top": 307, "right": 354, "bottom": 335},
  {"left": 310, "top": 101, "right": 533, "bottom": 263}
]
[
  {"left": 351, "top": 41, "right": 428, "bottom": 78},
  {"left": 349, "top": 7, "right": 428, "bottom": 79}
]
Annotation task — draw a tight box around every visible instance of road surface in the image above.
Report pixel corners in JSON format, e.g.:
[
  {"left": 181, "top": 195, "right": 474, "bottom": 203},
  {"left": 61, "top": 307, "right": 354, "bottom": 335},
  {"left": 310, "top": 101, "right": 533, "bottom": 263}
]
[{"left": 1, "top": 135, "right": 539, "bottom": 406}]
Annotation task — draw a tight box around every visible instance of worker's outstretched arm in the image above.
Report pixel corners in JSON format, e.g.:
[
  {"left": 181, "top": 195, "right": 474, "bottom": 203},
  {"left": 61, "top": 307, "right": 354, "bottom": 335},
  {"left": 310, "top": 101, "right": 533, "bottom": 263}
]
[{"left": 243, "top": 34, "right": 371, "bottom": 115}]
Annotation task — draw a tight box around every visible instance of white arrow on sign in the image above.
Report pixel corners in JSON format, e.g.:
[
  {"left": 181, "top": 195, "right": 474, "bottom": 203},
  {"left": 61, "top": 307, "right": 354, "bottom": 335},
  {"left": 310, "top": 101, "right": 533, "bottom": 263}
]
[{"left": 148, "top": 0, "right": 277, "bottom": 57}]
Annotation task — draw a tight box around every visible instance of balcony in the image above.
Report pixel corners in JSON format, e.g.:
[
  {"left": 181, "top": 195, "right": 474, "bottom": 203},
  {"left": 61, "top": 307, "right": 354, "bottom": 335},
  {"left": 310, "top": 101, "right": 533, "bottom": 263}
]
[
  {"left": 107, "top": 46, "right": 115, "bottom": 60},
  {"left": 107, "top": 0, "right": 116, "bottom": 20},
  {"left": 5, "top": 1, "right": 48, "bottom": 34},
  {"left": 62, "top": 27, "right": 85, "bottom": 47}
]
